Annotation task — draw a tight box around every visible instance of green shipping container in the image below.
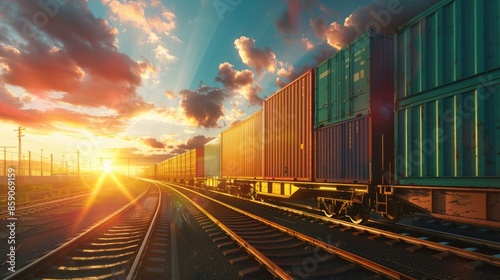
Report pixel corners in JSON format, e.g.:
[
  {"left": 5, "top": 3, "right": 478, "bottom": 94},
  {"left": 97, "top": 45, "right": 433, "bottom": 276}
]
[
  {"left": 395, "top": 74, "right": 500, "bottom": 187},
  {"left": 395, "top": 0, "right": 500, "bottom": 100},
  {"left": 394, "top": 0, "right": 500, "bottom": 187},
  {"left": 315, "top": 31, "right": 393, "bottom": 128}
]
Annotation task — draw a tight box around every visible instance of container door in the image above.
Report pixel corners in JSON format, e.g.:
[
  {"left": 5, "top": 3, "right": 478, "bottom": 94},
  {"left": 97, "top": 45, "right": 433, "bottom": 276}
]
[
  {"left": 350, "top": 35, "right": 370, "bottom": 117},
  {"left": 339, "top": 49, "right": 350, "bottom": 122},
  {"left": 316, "top": 62, "right": 330, "bottom": 127}
]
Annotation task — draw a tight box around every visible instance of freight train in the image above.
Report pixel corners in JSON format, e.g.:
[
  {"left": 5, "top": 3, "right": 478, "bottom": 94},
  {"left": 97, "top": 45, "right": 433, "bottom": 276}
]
[{"left": 153, "top": 0, "right": 500, "bottom": 227}]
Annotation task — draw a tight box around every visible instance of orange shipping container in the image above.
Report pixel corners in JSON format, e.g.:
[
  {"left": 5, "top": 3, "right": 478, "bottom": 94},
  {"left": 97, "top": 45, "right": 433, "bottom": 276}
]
[
  {"left": 264, "top": 69, "right": 314, "bottom": 181},
  {"left": 221, "top": 110, "right": 263, "bottom": 178}
]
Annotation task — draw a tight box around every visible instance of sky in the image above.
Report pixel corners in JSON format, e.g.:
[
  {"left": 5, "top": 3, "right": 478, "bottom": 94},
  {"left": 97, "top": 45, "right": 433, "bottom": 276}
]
[{"left": 0, "top": 0, "right": 441, "bottom": 174}]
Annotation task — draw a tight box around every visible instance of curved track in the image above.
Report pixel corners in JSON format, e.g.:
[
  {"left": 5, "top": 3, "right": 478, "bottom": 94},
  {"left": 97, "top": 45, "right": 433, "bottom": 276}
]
[
  {"left": 4, "top": 185, "right": 161, "bottom": 280},
  {"left": 159, "top": 181, "right": 413, "bottom": 280},
  {"left": 248, "top": 195, "right": 500, "bottom": 271}
]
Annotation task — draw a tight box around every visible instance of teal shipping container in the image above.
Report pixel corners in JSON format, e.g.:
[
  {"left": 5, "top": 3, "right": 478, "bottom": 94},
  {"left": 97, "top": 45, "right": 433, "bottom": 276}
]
[
  {"left": 315, "top": 31, "right": 393, "bottom": 128},
  {"left": 394, "top": 0, "right": 500, "bottom": 187},
  {"left": 395, "top": 0, "right": 500, "bottom": 101}
]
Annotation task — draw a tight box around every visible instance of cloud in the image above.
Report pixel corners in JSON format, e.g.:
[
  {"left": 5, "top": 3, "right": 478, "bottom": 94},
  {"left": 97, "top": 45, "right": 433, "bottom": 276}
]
[
  {"left": 179, "top": 86, "right": 228, "bottom": 128},
  {"left": 103, "top": 0, "right": 176, "bottom": 34},
  {"left": 215, "top": 62, "right": 262, "bottom": 106},
  {"left": 0, "top": 1, "right": 153, "bottom": 131},
  {"left": 0, "top": 83, "right": 129, "bottom": 134},
  {"left": 185, "top": 135, "right": 215, "bottom": 150},
  {"left": 301, "top": 37, "right": 315, "bottom": 50},
  {"left": 275, "top": 62, "right": 296, "bottom": 88},
  {"left": 103, "top": 0, "right": 178, "bottom": 61},
  {"left": 166, "top": 135, "right": 215, "bottom": 156},
  {"left": 275, "top": 0, "right": 318, "bottom": 34},
  {"left": 234, "top": 36, "right": 276, "bottom": 75},
  {"left": 143, "top": 137, "right": 165, "bottom": 149},
  {"left": 310, "top": 0, "right": 440, "bottom": 50},
  {"left": 154, "top": 45, "right": 176, "bottom": 62},
  {"left": 165, "top": 90, "right": 175, "bottom": 99}
]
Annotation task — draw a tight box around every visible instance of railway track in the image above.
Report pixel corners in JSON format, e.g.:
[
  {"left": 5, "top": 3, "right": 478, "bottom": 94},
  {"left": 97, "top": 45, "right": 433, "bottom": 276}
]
[
  {"left": 159, "top": 181, "right": 413, "bottom": 280},
  {"left": 238, "top": 194, "right": 500, "bottom": 273},
  {"left": 4, "top": 184, "right": 164, "bottom": 280},
  {"left": 0, "top": 191, "right": 95, "bottom": 220}
]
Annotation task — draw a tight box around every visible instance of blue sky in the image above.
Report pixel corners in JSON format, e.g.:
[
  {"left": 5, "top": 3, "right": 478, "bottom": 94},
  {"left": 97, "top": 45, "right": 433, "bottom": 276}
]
[{"left": 0, "top": 0, "right": 440, "bottom": 172}]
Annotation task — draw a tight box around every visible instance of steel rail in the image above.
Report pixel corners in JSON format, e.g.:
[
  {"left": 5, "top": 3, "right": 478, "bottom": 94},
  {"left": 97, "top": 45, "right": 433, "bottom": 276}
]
[
  {"left": 126, "top": 184, "right": 162, "bottom": 280},
  {"left": 369, "top": 219, "right": 500, "bottom": 250},
  {"left": 0, "top": 190, "right": 94, "bottom": 219},
  {"left": 4, "top": 186, "right": 151, "bottom": 280},
  {"left": 161, "top": 181, "right": 414, "bottom": 280},
  {"left": 162, "top": 182, "right": 294, "bottom": 280},
  {"left": 251, "top": 197, "right": 500, "bottom": 268}
]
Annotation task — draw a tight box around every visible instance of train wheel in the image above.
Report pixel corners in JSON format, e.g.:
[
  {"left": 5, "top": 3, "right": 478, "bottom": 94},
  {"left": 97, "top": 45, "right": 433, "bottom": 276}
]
[
  {"left": 382, "top": 197, "right": 402, "bottom": 223},
  {"left": 321, "top": 204, "right": 335, "bottom": 218},
  {"left": 348, "top": 203, "right": 369, "bottom": 224},
  {"left": 322, "top": 210, "right": 334, "bottom": 218}
]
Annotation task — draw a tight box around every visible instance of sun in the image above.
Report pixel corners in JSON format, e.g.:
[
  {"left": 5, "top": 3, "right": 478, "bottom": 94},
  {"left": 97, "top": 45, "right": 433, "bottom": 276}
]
[{"left": 103, "top": 162, "right": 113, "bottom": 173}]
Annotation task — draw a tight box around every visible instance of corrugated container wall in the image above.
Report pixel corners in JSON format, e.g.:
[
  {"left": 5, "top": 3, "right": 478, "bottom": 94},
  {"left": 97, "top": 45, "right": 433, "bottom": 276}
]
[
  {"left": 315, "top": 31, "right": 394, "bottom": 184},
  {"left": 315, "top": 31, "right": 394, "bottom": 128},
  {"left": 395, "top": 0, "right": 500, "bottom": 100},
  {"left": 221, "top": 110, "right": 263, "bottom": 178},
  {"left": 190, "top": 150, "right": 196, "bottom": 180},
  {"left": 316, "top": 116, "right": 371, "bottom": 183},
  {"left": 394, "top": 0, "right": 500, "bottom": 187},
  {"left": 196, "top": 148, "right": 204, "bottom": 178},
  {"left": 264, "top": 69, "right": 313, "bottom": 181},
  {"left": 204, "top": 138, "right": 221, "bottom": 177}
]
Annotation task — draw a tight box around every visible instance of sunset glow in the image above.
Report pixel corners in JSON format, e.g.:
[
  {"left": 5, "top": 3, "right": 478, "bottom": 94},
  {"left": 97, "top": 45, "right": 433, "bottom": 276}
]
[{"left": 0, "top": 1, "right": 441, "bottom": 173}]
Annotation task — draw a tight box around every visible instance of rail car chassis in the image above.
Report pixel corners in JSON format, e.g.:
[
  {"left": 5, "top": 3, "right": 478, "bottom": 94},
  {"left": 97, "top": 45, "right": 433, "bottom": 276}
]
[
  {"left": 154, "top": 176, "right": 500, "bottom": 228},
  {"left": 187, "top": 177, "right": 405, "bottom": 225}
]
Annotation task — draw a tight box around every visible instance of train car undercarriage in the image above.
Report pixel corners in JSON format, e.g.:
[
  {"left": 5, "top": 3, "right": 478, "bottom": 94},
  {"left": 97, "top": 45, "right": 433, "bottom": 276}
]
[{"left": 171, "top": 176, "right": 500, "bottom": 228}]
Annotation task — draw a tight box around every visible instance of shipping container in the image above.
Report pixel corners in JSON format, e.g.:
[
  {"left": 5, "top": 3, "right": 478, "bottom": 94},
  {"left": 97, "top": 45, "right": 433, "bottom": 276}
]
[
  {"left": 395, "top": 0, "right": 500, "bottom": 100},
  {"left": 315, "top": 114, "right": 393, "bottom": 184},
  {"left": 394, "top": 0, "right": 500, "bottom": 187},
  {"left": 221, "top": 110, "right": 263, "bottom": 178},
  {"left": 204, "top": 138, "right": 221, "bottom": 177},
  {"left": 315, "top": 31, "right": 394, "bottom": 128},
  {"left": 395, "top": 76, "right": 500, "bottom": 187},
  {"left": 313, "top": 30, "right": 394, "bottom": 185},
  {"left": 188, "top": 149, "right": 196, "bottom": 181},
  {"left": 264, "top": 69, "right": 314, "bottom": 181},
  {"left": 196, "top": 147, "right": 204, "bottom": 178}
]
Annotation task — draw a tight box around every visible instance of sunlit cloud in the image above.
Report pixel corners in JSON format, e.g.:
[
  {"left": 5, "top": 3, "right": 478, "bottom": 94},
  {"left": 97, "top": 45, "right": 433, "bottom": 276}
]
[
  {"left": 154, "top": 45, "right": 177, "bottom": 62},
  {"left": 234, "top": 36, "right": 277, "bottom": 75},
  {"left": 103, "top": 0, "right": 176, "bottom": 34},
  {"left": 215, "top": 62, "right": 262, "bottom": 106}
]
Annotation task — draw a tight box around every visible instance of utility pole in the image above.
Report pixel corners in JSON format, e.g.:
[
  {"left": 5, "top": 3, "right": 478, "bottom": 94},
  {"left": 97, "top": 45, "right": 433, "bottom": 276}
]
[
  {"left": 77, "top": 150, "right": 80, "bottom": 176},
  {"left": 28, "top": 151, "right": 31, "bottom": 176},
  {"left": 50, "top": 154, "right": 53, "bottom": 176},
  {"left": 40, "top": 149, "right": 44, "bottom": 176},
  {"left": 1, "top": 146, "right": 16, "bottom": 176},
  {"left": 15, "top": 127, "right": 25, "bottom": 175}
]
